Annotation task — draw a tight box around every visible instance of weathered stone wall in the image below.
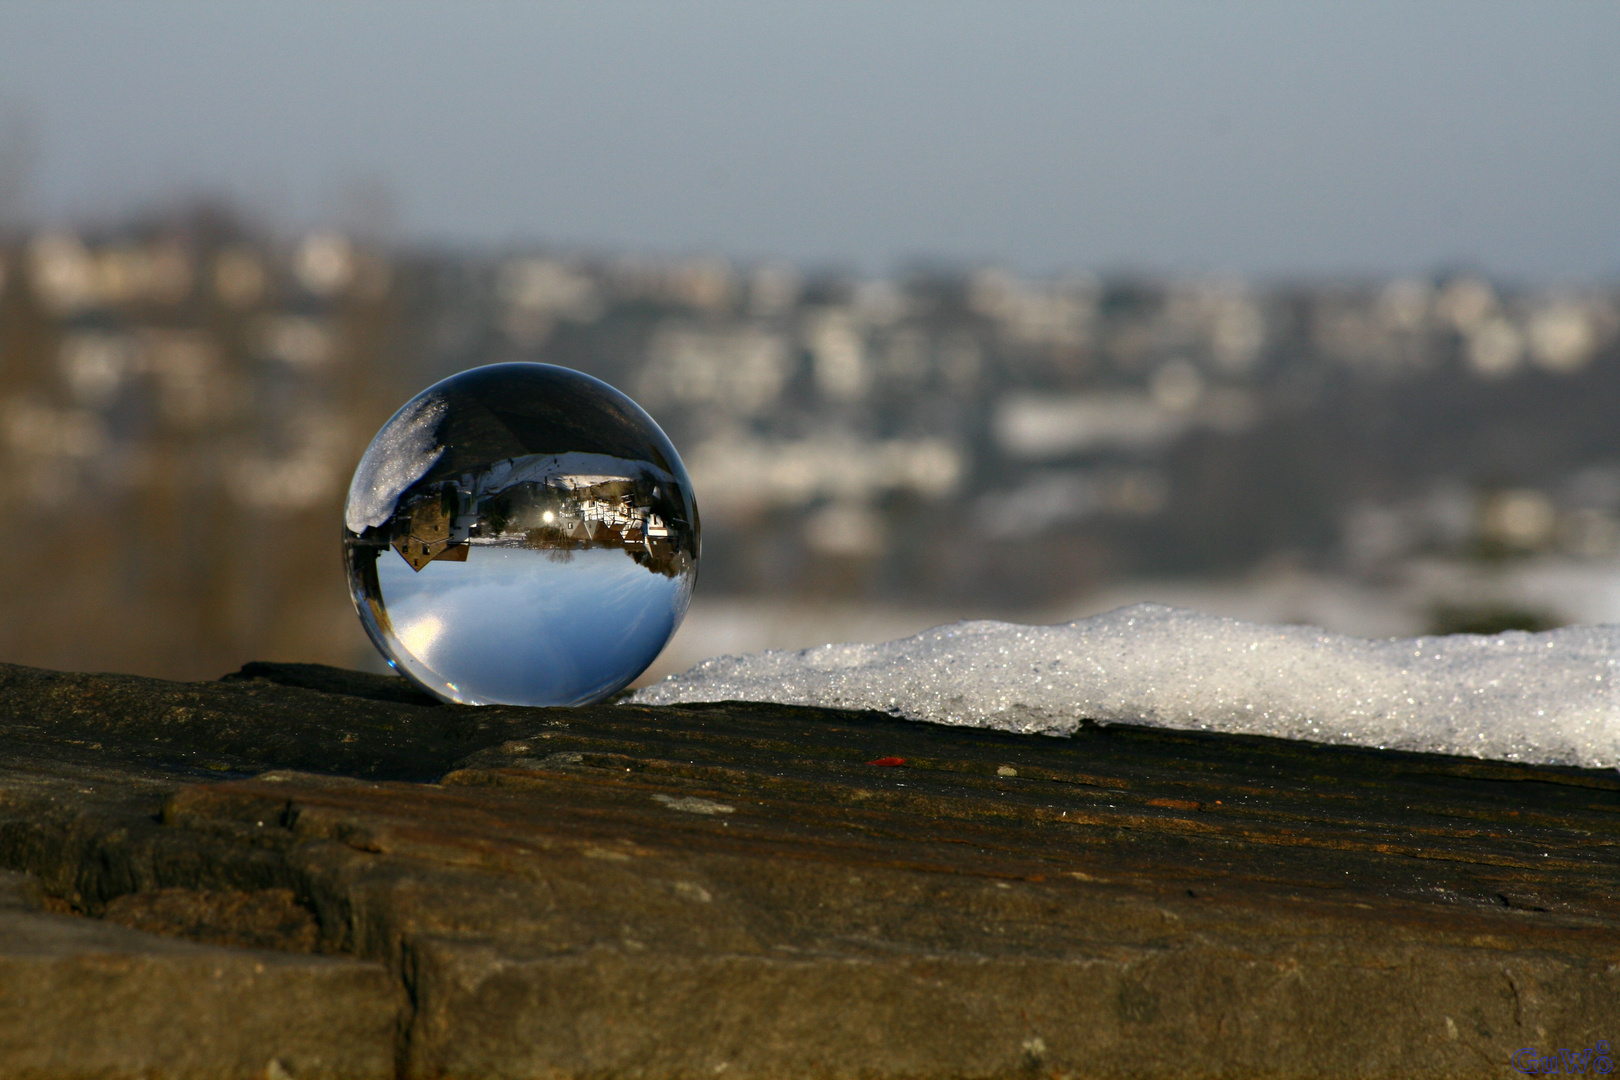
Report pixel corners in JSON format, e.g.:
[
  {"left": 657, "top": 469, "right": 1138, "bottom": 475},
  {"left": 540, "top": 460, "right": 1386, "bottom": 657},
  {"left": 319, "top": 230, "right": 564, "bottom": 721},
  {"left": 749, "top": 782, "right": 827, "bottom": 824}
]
[{"left": 0, "top": 660, "right": 1616, "bottom": 1077}]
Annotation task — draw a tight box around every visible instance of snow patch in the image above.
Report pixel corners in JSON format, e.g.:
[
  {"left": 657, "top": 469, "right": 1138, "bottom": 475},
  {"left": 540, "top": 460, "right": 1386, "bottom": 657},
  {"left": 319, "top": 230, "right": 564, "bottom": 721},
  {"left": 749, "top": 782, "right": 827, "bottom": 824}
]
[{"left": 631, "top": 603, "right": 1620, "bottom": 768}]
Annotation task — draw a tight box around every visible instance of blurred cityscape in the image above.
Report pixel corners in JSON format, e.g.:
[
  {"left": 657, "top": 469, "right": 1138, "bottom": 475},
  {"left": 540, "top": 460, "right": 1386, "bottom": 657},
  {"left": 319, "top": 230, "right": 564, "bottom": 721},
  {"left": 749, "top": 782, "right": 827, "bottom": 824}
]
[{"left": 2, "top": 206, "right": 1619, "bottom": 681}]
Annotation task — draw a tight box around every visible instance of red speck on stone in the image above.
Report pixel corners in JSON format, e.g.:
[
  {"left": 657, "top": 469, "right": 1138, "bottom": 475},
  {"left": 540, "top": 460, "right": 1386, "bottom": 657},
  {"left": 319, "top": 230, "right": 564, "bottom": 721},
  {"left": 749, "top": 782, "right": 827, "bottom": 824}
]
[{"left": 867, "top": 757, "right": 907, "bottom": 767}]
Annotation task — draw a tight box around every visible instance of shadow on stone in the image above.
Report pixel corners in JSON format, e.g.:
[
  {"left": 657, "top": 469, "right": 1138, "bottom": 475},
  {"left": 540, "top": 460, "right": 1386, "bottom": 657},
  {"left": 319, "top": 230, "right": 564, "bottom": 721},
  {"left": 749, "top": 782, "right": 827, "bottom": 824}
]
[{"left": 102, "top": 887, "right": 321, "bottom": 953}]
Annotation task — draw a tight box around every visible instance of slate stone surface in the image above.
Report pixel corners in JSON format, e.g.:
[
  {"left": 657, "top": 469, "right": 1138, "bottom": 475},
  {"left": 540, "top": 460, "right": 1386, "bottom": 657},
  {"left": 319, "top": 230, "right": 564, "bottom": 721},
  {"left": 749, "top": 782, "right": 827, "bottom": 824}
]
[
  {"left": 0, "top": 659, "right": 1617, "bottom": 1078},
  {"left": 0, "top": 892, "right": 396, "bottom": 1079}
]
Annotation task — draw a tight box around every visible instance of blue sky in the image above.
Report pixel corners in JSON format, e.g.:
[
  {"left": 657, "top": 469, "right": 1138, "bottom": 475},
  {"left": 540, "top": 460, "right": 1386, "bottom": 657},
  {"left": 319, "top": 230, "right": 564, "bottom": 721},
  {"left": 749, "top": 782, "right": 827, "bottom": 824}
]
[{"left": 2, "top": 1, "right": 1617, "bottom": 280}]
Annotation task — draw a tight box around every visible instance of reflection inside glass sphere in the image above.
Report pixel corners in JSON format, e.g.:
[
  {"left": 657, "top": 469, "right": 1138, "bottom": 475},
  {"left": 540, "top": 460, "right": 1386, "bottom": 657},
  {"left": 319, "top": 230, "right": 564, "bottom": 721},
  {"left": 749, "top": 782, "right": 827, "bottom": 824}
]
[{"left": 343, "top": 363, "right": 699, "bottom": 706}]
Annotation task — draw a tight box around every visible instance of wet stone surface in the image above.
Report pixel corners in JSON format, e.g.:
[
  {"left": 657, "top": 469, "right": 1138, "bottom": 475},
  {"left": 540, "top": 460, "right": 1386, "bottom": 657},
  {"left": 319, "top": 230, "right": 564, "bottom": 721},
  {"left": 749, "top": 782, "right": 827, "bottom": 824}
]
[{"left": 0, "top": 659, "right": 1617, "bottom": 1077}]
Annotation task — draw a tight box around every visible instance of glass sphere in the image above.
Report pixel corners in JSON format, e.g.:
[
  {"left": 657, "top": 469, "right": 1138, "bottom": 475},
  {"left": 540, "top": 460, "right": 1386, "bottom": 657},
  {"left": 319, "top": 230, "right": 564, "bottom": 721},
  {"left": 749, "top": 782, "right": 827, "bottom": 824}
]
[{"left": 343, "top": 363, "right": 699, "bottom": 706}]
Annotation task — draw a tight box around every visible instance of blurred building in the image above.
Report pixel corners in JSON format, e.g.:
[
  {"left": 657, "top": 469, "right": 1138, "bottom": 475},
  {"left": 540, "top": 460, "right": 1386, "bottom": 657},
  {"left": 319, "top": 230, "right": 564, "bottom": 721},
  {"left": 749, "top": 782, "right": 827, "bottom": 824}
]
[
  {"left": 0, "top": 212, "right": 407, "bottom": 677},
  {"left": 1, "top": 207, "right": 1619, "bottom": 677}
]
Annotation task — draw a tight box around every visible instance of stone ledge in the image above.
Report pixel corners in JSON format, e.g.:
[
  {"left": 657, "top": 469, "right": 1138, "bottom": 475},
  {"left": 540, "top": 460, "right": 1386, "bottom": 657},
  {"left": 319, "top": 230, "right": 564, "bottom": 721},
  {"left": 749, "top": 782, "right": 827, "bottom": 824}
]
[
  {"left": 0, "top": 883, "right": 395, "bottom": 1080},
  {"left": 0, "top": 660, "right": 1616, "bottom": 1078}
]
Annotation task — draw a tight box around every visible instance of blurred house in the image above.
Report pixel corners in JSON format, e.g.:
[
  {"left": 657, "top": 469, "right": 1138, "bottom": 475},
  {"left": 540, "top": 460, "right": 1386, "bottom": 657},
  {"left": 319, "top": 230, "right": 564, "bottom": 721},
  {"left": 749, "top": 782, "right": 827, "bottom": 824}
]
[{"left": 0, "top": 213, "right": 407, "bottom": 677}]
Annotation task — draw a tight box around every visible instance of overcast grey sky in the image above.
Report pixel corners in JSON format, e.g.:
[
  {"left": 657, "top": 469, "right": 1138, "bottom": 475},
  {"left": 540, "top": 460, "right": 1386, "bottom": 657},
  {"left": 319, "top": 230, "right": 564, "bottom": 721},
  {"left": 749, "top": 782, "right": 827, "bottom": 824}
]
[{"left": 1, "top": 1, "right": 1617, "bottom": 280}]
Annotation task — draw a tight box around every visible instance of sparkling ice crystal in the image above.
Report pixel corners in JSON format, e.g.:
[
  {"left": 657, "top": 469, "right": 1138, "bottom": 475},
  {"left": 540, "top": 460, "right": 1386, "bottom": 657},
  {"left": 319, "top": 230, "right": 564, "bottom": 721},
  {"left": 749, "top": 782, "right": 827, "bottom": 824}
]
[
  {"left": 345, "top": 363, "right": 699, "bottom": 706},
  {"left": 633, "top": 604, "right": 1620, "bottom": 768}
]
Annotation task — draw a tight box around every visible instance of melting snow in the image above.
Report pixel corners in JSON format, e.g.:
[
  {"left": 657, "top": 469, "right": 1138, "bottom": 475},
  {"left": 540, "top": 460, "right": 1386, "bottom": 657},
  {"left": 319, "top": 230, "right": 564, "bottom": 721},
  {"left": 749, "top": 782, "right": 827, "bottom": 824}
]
[{"left": 631, "top": 603, "right": 1620, "bottom": 768}]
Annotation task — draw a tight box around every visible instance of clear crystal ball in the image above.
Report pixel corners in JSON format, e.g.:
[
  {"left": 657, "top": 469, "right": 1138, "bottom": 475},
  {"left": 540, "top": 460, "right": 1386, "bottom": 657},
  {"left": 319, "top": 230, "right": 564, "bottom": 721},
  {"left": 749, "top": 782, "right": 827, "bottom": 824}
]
[{"left": 343, "top": 363, "right": 699, "bottom": 705}]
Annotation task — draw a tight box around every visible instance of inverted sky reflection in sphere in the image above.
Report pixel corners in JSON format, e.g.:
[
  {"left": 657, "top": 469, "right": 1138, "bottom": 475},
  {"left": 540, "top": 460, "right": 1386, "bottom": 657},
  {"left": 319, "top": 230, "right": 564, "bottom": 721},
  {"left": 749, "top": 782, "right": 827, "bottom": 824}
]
[{"left": 377, "top": 544, "right": 689, "bottom": 706}]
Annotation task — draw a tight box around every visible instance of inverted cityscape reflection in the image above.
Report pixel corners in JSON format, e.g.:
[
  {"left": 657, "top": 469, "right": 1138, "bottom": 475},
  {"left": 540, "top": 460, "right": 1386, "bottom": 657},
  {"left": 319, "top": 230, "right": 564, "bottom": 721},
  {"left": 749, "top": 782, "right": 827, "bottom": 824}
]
[{"left": 343, "top": 363, "right": 699, "bottom": 706}]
